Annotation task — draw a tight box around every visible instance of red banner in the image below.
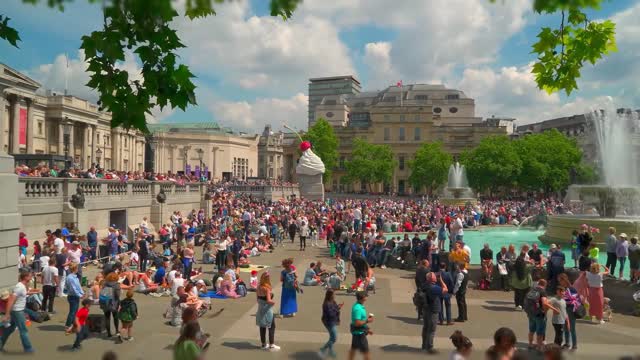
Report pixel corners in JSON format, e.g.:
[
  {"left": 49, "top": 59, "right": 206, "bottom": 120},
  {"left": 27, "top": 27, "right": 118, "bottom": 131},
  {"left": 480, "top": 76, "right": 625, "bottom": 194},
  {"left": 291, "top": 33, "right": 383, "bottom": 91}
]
[{"left": 19, "top": 108, "right": 27, "bottom": 145}]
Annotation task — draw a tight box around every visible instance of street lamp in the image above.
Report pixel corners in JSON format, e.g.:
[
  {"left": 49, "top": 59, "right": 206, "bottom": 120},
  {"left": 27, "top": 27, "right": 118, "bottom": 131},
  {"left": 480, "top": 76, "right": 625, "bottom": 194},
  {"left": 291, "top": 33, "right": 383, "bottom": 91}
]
[
  {"left": 62, "top": 117, "right": 73, "bottom": 170},
  {"left": 95, "top": 147, "right": 103, "bottom": 168}
]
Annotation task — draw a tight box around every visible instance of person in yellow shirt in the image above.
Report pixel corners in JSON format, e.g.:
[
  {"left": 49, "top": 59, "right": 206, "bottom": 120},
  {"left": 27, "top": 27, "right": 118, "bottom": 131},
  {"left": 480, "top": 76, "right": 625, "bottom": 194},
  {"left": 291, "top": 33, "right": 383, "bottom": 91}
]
[{"left": 449, "top": 242, "right": 470, "bottom": 271}]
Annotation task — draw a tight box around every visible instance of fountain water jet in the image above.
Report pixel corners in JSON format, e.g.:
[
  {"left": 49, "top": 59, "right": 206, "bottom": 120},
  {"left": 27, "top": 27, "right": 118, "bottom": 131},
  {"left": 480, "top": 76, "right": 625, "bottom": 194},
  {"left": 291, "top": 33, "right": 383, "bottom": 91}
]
[{"left": 441, "top": 162, "right": 476, "bottom": 206}]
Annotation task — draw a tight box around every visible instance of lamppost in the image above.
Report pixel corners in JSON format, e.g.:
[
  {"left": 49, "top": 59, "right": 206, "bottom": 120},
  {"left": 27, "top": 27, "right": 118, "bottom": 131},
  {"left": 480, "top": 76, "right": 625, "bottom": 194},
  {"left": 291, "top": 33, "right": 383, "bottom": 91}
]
[
  {"left": 95, "top": 147, "right": 103, "bottom": 168},
  {"left": 196, "top": 148, "right": 204, "bottom": 181},
  {"left": 62, "top": 117, "right": 73, "bottom": 170},
  {"left": 250, "top": 168, "right": 253, "bottom": 178}
]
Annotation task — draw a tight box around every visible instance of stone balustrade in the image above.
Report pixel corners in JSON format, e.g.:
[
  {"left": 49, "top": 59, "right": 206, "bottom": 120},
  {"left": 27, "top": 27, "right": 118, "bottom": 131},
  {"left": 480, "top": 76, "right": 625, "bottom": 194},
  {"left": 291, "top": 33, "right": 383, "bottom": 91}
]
[{"left": 228, "top": 184, "right": 300, "bottom": 201}]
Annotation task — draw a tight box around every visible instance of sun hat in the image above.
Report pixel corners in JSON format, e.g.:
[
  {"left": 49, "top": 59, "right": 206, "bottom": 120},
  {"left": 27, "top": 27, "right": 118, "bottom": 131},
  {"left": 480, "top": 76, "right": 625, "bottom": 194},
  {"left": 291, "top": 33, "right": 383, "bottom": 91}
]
[
  {"left": 0, "top": 290, "right": 10, "bottom": 300},
  {"left": 550, "top": 244, "right": 557, "bottom": 249},
  {"left": 619, "top": 233, "right": 628, "bottom": 238}
]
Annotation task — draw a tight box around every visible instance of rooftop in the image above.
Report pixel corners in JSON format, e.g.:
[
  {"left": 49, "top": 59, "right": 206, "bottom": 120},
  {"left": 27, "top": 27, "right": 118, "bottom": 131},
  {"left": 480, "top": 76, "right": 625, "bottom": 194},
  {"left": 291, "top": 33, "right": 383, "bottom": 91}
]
[
  {"left": 148, "top": 122, "right": 238, "bottom": 135},
  {"left": 309, "top": 75, "right": 361, "bottom": 85}
]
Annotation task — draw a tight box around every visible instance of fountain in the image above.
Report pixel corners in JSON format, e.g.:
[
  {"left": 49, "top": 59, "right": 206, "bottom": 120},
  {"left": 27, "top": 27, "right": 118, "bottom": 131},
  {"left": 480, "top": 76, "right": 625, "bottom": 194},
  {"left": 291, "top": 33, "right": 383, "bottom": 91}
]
[
  {"left": 542, "top": 108, "right": 640, "bottom": 245},
  {"left": 441, "top": 162, "right": 477, "bottom": 206}
]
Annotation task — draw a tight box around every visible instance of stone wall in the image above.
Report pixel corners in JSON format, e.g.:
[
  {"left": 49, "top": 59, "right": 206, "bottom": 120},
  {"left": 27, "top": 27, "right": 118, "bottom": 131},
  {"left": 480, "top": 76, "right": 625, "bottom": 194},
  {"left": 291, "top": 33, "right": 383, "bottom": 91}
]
[
  {"left": 227, "top": 184, "right": 300, "bottom": 201},
  {"left": 0, "top": 155, "right": 20, "bottom": 290}
]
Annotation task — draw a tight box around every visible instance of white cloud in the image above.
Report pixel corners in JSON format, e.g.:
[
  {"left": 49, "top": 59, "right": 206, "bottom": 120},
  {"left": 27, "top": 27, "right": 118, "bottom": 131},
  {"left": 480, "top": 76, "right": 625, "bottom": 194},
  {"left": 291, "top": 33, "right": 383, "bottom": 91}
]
[
  {"left": 174, "top": 1, "right": 356, "bottom": 95},
  {"left": 207, "top": 92, "right": 308, "bottom": 132}
]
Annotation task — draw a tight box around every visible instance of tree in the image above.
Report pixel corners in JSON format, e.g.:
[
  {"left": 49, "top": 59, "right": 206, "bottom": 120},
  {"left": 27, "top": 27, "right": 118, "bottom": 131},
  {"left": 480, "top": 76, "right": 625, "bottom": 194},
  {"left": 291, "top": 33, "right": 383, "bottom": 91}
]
[
  {"left": 301, "top": 118, "right": 339, "bottom": 183},
  {"left": 408, "top": 142, "right": 452, "bottom": 195},
  {"left": 574, "top": 162, "right": 598, "bottom": 184},
  {"left": 343, "top": 138, "right": 395, "bottom": 192},
  {"left": 460, "top": 135, "right": 522, "bottom": 195},
  {"left": 0, "top": 0, "right": 300, "bottom": 133},
  {"left": 516, "top": 129, "right": 582, "bottom": 193}
]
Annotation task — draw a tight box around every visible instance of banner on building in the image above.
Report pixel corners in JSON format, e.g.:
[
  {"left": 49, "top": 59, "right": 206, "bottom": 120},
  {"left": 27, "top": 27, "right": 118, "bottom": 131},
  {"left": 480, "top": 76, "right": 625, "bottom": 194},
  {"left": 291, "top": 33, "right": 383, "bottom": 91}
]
[
  {"left": 19, "top": 108, "right": 27, "bottom": 145},
  {"left": 195, "top": 165, "right": 201, "bottom": 179}
]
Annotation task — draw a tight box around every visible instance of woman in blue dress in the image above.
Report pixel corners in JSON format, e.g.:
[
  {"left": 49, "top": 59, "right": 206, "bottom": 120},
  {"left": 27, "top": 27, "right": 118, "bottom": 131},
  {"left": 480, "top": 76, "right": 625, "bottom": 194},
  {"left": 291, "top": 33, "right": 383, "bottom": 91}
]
[{"left": 280, "top": 258, "right": 298, "bottom": 317}]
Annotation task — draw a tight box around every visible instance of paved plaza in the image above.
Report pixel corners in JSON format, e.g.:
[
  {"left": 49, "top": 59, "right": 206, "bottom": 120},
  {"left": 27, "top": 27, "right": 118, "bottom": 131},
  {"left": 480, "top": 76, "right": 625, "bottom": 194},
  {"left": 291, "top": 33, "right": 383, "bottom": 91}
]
[{"left": 2, "top": 241, "right": 640, "bottom": 360}]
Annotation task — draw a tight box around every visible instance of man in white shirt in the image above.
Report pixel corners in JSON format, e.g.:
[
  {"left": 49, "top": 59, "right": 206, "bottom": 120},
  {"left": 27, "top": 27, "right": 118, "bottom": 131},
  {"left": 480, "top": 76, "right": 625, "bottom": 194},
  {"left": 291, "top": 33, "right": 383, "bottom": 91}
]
[
  {"left": 41, "top": 257, "right": 59, "bottom": 313},
  {"left": 0, "top": 271, "right": 39, "bottom": 352},
  {"left": 53, "top": 230, "right": 65, "bottom": 255},
  {"left": 170, "top": 271, "right": 185, "bottom": 297},
  {"left": 454, "top": 214, "right": 464, "bottom": 242}
]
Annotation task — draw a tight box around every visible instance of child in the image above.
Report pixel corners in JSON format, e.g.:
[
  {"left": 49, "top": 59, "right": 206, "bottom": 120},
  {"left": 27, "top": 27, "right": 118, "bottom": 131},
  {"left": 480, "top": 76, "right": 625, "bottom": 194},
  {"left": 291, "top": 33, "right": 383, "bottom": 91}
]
[
  {"left": 588, "top": 243, "right": 599, "bottom": 262},
  {"left": 249, "top": 270, "right": 258, "bottom": 291},
  {"left": 71, "top": 298, "right": 92, "bottom": 351},
  {"left": 550, "top": 287, "right": 569, "bottom": 346},
  {"left": 118, "top": 290, "right": 138, "bottom": 342},
  {"left": 603, "top": 297, "right": 612, "bottom": 321},
  {"left": 449, "top": 330, "right": 473, "bottom": 360}
]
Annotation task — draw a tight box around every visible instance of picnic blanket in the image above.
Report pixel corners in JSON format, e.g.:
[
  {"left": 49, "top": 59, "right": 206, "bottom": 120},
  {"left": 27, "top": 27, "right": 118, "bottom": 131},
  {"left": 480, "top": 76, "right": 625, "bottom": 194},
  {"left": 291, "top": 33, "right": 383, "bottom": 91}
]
[
  {"left": 238, "top": 265, "right": 270, "bottom": 273},
  {"left": 200, "top": 291, "right": 227, "bottom": 299}
]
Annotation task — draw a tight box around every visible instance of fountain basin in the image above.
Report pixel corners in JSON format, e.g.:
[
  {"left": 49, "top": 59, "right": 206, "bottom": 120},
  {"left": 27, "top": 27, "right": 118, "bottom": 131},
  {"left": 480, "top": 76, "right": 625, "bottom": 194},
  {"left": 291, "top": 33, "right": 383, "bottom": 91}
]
[{"left": 541, "top": 215, "right": 640, "bottom": 247}]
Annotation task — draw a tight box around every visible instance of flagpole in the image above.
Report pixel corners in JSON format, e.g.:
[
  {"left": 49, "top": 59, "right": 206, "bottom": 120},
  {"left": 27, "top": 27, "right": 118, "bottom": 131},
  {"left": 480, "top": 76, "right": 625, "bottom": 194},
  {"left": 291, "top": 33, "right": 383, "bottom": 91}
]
[{"left": 64, "top": 53, "right": 69, "bottom": 96}]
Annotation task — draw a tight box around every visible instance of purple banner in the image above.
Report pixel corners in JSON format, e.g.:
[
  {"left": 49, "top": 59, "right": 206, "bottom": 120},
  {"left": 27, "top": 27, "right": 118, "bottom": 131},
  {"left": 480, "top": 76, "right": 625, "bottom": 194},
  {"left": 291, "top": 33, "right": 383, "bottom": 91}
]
[
  {"left": 204, "top": 166, "right": 209, "bottom": 179},
  {"left": 195, "top": 165, "right": 201, "bottom": 179},
  {"left": 186, "top": 164, "right": 191, "bottom": 174}
]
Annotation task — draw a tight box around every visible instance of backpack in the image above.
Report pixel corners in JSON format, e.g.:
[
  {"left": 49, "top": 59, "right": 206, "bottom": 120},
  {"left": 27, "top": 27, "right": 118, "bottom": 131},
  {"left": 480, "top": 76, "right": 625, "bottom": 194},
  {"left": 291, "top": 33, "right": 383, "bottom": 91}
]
[
  {"left": 236, "top": 282, "right": 247, "bottom": 297},
  {"left": 283, "top": 271, "right": 296, "bottom": 290},
  {"left": 99, "top": 286, "right": 115, "bottom": 311},
  {"left": 328, "top": 274, "right": 342, "bottom": 290},
  {"left": 118, "top": 300, "right": 137, "bottom": 322},
  {"left": 524, "top": 287, "right": 544, "bottom": 317}
]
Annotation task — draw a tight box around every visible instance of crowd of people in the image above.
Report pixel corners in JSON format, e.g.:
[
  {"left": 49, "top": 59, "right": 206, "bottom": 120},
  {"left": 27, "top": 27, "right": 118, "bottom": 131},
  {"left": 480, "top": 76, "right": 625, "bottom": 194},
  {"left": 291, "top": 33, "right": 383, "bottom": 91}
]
[{"left": 1, "top": 186, "right": 636, "bottom": 360}]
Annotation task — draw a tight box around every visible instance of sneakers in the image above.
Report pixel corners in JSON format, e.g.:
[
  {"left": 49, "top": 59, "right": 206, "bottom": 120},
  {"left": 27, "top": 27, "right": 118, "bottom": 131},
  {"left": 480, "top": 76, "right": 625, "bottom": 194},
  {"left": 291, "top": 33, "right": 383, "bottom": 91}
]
[
  {"left": 269, "top": 344, "right": 281, "bottom": 351},
  {"left": 149, "top": 292, "right": 162, "bottom": 298},
  {"left": 380, "top": 265, "right": 387, "bottom": 269},
  {"left": 515, "top": 305, "right": 523, "bottom": 311},
  {"left": 126, "top": 337, "right": 134, "bottom": 342},
  {"left": 317, "top": 350, "right": 327, "bottom": 359},
  {"left": 261, "top": 344, "right": 269, "bottom": 350}
]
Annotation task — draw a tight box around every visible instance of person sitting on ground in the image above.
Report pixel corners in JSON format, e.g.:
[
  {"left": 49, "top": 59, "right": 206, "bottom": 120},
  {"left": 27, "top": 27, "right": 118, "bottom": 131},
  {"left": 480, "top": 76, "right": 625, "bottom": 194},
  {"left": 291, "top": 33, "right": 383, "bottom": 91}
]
[
  {"left": 201, "top": 243, "right": 214, "bottom": 265},
  {"left": 249, "top": 270, "right": 259, "bottom": 291},
  {"left": 302, "top": 263, "right": 322, "bottom": 286},
  {"left": 314, "top": 261, "right": 328, "bottom": 278},
  {"left": 217, "top": 274, "right": 241, "bottom": 299},
  {"left": 137, "top": 269, "right": 159, "bottom": 294},
  {"left": 88, "top": 274, "right": 103, "bottom": 304}
]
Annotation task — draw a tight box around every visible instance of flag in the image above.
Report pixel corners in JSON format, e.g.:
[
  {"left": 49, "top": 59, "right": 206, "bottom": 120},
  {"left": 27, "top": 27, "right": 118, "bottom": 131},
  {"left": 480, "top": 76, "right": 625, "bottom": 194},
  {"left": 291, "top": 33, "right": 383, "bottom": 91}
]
[{"left": 396, "top": 80, "right": 403, "bottom": 87}]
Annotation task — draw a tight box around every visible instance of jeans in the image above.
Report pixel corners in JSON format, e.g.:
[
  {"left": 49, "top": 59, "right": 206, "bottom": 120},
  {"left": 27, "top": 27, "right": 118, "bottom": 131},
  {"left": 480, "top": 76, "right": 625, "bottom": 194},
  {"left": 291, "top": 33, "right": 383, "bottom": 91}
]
[
  {"left": 514, "top": 287, "right": 529, "bottom": 308},
  {"left": 618, "top": 257, "right": 627, "bottom": 275},
  {"left": 104, "top": 310, "right": 120, "bottom": 336},
  {"left": 0, "top": 311, "right": 33, "bottom": 351},
  {"left": 73, "top": 325, "right": 89, "bottom": 348},
  {"left": 299, "top": 236, "right": 306, "bottom": 250},
  {"left": 605, "top": 252, "right": 617, "bottom": 274},
  {"left": 455, "top": 292, "right": 468, "bottom": 321},
  {"left": 564, "top": 309, "right": 577, "bottom": 348},
  {"left": 89, "top": 246, "right": 97, "bottom": 260},
  {"left": 321, "top": 324, "right": 337, "bottom": 356},
  {"left": 259, "top": 318, "right": 276, "bottom": 346},
  {"left": 66, "top": 295, "right": 80, "bottom": 327},
  {"left": 216, "top": 250, "right": 227, "bottom": 270},
  {"left": 439, "top": 295, "right": 452, "bottom": 323},
  {"left": 377, "top": 249, "right": 390, "bottom": 267},
  {"left": 139, "top": 254, "right": 148, "bottom": 272},
  {"left": 42, "top": 284, "right": 56, "bottom": 312},
  {"left": 421, "top": 312, "right": 438, "bottom": 350},
  {"left": 552, "top": 323, "right": 564, "bottom": 345}
]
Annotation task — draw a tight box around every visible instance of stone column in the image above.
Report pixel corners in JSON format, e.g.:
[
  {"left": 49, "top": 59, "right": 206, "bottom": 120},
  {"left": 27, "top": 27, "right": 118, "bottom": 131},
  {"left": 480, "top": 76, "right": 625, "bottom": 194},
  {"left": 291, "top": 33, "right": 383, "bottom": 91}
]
[
  {"left": 0, "top": 96, "right": 6, "bottom": 154},
  {"left": 58, "top": 121, "right": 64, "bottom": 155},
  {"left": 0, "top": 153, "right": 20, "bottom": 289},
  {"left": 211, "top": 146, "right": 218, "bottom": 180},
  {"left": 81, "top": 125, "right": 88, "bottom": 169},
  {"left": 26, "top": 98, "right": 34, "bottom": 154},
  {"left": 11, "top": 95, "right": 21, "bottom": 154},
  {"left": 68, "top": 123, "right": 75, "bottom": 165},
  {"left": 170, "top": 145, "right": 176, "bottom": 173},
  {"left": 91, "top": 125, "right": 97, "bottom": 165}
]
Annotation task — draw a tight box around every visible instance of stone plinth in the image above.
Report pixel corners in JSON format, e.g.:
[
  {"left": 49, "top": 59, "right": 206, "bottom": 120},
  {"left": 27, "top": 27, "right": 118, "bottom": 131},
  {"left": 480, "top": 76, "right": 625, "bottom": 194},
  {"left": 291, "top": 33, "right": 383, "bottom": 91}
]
[
  {"left": 541, "top": 215, "right": 640, "bottom": 247},
  {"left": 0, "top": 154, "right": 20, "bottom": 290},
  {"left": 297, "top": 173, "right": 324, "bottom": 201}
]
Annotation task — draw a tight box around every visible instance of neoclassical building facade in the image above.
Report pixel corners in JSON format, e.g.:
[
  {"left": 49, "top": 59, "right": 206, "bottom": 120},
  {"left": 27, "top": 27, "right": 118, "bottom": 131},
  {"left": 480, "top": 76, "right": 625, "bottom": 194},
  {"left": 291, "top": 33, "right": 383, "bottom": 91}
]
[
  {"left": 146, "top": 122, "right": 259, "bottom": 181},
  {"left": 0, "top": 63, "right": 145, "bottom": 170}
]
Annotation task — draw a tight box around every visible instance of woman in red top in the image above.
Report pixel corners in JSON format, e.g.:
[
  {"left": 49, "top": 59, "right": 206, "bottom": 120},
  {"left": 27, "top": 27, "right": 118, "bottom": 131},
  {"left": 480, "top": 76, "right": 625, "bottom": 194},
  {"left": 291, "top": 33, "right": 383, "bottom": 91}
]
[
  {"left": 18, "top": 232, "right": 28, "bottom": 256},
  {"left": 70, "top": 298, "right": 92, "bottom": 350}
]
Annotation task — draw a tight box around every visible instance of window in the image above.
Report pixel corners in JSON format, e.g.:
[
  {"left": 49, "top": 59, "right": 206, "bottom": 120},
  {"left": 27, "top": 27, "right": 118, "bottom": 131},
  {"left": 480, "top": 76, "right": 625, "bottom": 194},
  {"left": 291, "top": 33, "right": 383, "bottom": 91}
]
[
  {"left": 324, "top": 100, "right": 337, "bottom": 105},
  {"left": 446, "top": 94, "right": 460, "bottom": 100},
  {"left": 38, "top": 122, "right": 43, "bottom": 135},
  {"left": 354, "top": 102, "right": 365, "bottom": 108},
  {"left": 449, "top": 107, "right": 458, "bottom": 113},
  {"left": 414, "top": 115, "right": 420, "bottom": 122},
  {"left": 384, "top": 128, "right": 390, "bottom": 141},
  {"left": 415, "top": 95, "right": 428, "bottom": 101},
  {"left": 399, "top": 156, "right": 405, "bottom": 170},
  {"left": 399, "top": 115, "right": 405, "bottom": 122},
  {"left": 414, "top": 127, "right": 421, "bottom": 141},
  {"left": 339, "top": 156, "right": 346, "bottom": 169},
  {"left": 326, "top": 112, "right": 334, "bottom": 118},
  {"left": 434, "top": 107, "right": 442, "bottom": 114},
  {"left": 384, "top": 114, "right": 391, "bottom": 121},
  {"left": 269, "top": 155, "right": 274, "bottom": 163},
  {"left": 399, "top": 127, "right": 405, "bottom": 141}
]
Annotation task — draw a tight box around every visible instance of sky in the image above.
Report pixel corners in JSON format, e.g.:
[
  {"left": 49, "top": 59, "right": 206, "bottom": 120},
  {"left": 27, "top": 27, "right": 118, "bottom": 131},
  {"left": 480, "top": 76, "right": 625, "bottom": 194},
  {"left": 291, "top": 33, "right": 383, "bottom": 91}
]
[{"left": 1, "top": 0, "right": 639, "bottom": 133}]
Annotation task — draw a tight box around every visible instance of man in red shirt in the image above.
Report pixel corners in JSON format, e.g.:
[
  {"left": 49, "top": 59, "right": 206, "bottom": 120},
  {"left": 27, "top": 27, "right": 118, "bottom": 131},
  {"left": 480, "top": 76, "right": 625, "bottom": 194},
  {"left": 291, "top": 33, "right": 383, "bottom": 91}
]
[{"left": 70, "top": 298, "right": 92, "bottom": 350}]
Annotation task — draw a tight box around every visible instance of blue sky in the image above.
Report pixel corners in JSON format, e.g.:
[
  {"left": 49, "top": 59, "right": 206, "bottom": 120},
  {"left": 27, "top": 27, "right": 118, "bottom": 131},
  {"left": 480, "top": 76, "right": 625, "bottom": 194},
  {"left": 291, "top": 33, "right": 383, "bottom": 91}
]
[{"left": 1, "top": 0, "right": 639, "bottom": 132}]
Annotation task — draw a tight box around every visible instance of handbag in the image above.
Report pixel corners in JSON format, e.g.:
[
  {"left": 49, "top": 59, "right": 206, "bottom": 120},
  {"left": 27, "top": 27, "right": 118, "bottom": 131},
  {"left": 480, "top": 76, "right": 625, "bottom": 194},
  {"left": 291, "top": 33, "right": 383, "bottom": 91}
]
[{"left": 498, "top": 263, "right": 508, "bottom": 275}]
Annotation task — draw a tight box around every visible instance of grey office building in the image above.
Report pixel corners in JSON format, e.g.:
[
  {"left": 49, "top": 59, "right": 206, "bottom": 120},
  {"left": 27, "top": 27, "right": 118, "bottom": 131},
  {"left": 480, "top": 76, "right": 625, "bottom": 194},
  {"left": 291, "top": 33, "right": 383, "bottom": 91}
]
[{"left": 308, "top": 75, "right": 361, "bottom": 128}]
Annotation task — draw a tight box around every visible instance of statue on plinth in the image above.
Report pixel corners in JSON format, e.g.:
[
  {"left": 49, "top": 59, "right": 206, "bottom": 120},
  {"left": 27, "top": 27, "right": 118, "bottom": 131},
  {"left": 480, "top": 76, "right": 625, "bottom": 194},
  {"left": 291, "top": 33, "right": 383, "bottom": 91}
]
[{"left": 285, "top": 125, "right": 325, "bottom": 201}]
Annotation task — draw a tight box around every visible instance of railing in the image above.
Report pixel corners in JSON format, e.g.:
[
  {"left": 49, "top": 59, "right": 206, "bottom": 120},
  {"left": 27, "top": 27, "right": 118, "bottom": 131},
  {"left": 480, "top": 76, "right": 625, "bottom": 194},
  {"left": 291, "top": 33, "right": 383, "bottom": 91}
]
[
  {"left": 18, "top": 178, "right": 206, "bottom": 203},
  {"left": 227, "top": 184, "right": 300, "bottom": 199}
]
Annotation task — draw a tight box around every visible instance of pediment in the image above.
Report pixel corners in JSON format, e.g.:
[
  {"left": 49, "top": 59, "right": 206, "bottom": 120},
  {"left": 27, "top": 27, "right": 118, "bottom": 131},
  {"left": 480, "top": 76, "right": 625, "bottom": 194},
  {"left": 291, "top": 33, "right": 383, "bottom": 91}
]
[{"left": 0, "top": 63, "right": 41, "bottom": 90}]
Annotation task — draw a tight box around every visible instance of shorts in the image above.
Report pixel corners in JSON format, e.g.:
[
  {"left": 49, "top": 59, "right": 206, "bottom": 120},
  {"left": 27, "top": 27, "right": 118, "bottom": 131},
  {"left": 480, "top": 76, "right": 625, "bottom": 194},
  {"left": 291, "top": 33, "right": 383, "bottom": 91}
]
[
  {"left": 528, "top": 316, "right": 546, "bottom": 336},
  {"left": 351, "top": 333, "right": 369, "bottom": 353}
]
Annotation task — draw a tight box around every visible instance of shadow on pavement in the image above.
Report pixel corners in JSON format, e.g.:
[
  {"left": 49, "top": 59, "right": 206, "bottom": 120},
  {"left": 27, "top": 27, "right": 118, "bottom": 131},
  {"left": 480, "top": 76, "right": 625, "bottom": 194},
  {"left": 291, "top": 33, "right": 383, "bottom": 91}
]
[
  {"left": 221, "top": 341, "right": 260, "bottom": 350},
  {"left": 380, "top": 344, "right": 423, "bottom": 353},
  {"left": 56, "top": 344, "right": 75, "bottom": 352},
  {"left": 36, "top": 324, "right": 67, "bottom": 332},
  {"left": 482, "top": 305, "right": 516, "bottom": 312},
  {"left": 289, "top": 350, "right": 322, "bottom": 359},
  {"left": 387, "top": 315, "right": 421, "bottom": 325},
  {"left": 485, "top": 300, "right": 513, "bottom": 305}
]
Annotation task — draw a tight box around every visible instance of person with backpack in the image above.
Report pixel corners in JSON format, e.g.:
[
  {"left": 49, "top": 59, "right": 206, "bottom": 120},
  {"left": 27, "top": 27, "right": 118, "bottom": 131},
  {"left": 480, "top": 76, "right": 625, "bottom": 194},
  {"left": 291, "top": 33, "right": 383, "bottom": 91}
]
[
  {"left": 118, "top": 290, "right": 138, "bottom": 343},
  {"left": 100, "top": 272, "right": 122, "bottom": 338},
  {"left": 558, "top": 273, "right": 582, "bottom": 350},
  {"left": 280, "top": 258, "right": 298, "bottom": 317},
  {"left": 525, "top": 279, "right": 559, "bottom": 351}
]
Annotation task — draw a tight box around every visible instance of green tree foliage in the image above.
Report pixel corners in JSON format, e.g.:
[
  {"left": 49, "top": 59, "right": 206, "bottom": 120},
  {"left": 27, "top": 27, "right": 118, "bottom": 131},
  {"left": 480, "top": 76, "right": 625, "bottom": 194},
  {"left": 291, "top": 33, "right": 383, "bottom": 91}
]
[
  {"left": 516, "top": 129, "right": 582, "bottom": 193},
  {"left": 574, "top": 162, "right": 598, "bottom": 184},
  {"left": 408, "top": 142, "right": 452, "bottom": 195},
  {"left": 460, "top": 135, "right": 523, "bottom": 194},
  {"left": 302, "top": 118, "right": 339, "bottom": 183},
  {"left": 344, "top": 138, "right": 396, "bottom": 191},
  {"left": 0, "top": 0, "right": 300, "bottom": 133}
]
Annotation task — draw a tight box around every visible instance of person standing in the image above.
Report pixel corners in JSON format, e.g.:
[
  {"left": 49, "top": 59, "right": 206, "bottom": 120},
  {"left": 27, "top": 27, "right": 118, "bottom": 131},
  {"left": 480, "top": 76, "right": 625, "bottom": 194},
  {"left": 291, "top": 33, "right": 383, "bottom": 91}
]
[
  {"left": 288, "top": 221, "right": 298, "bottom": 244},
  {"left": 0, "top": 271, "right": 40, "bottom": 353},
  {"left": 41, "top": 257, "right": 59, "bottom": 314},
  {"left": 421, "top": 272, "right": 446, "bottom": 354},
  {"left": 525, "top": 279, "right": 558, "bottom": 350},
  {"left": 87, "top": 226, "right": 98, "bottom": 261},
  {"left": 616, "top": 233, "right": 629, "bottom": 280},
  {"left": 549, "top": 286, "right": 569, "bottom": 346},
  {"left": 256, "top": 272, "right": 280, "bottom": 351},
  {"left": 216, "top": 236, "right": 229, "bottom": 271},
  {"left": 18, "top": 232, "right": 28, "bottom": 257},
  {"left": 437, "top": 263, "right": 454, "bottom": 325},
  {"left": 511, "top": 255, "right": 533, "bottom": 311},
  {"left": 605, "top": 227, "right": 618, "bottom": 275},
  {"left": 453, "top": 262, "right": 469, "bottom": 323},
  {"left": 586, "top": 263, "right": 609, "bottom": 324},
  {"left": 348, "top": 292, "right": 373, "bottom": 360},
  {"left": 629, "top": 236, "right": 640, "bottom": 283},
  {"left": 117, "top": 290, "right": 138, "bottom": 342},
  {"left": 101, "top": 272, "right": 122, "bottom": 338},
  {"left": 558, "top": 273, "right": 580, "bottom": 350},
  {"left": 136, "top": 233, "right": 149, "bottom": 272},
  {"left": 280, "top": 258, "right": 298, "bottom": 317},
  {"left": 70, "top": 298, "right": 92, "bottom": 351},
  {"left": 319, "top": 289, "right": 342, "bottom": 358},
  {"left": 299, "top": 220, "right": 309, "bottom": 251},
  {"left": 65, "top": 263, "right": 84, "bottom": 331}
]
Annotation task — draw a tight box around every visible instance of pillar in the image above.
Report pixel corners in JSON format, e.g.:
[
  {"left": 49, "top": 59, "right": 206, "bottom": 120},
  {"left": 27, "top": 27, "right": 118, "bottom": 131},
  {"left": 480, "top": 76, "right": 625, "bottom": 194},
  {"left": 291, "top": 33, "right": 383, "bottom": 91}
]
[
  {"left": 11, "top": 95, "right": 20, "bottom": 154},
  {"left": 81, "top": 125, "right": 88, "bottom": 169},
  {"left": 0, "top": 96, "right": 6, "bottom": 154},
  {"left": 58, "top": 121, "right": 64, "bottom": 155},
  {"left": 211, "top": 146, "right": 218, "bottom": 180},
  {"left": 26, "top": 98, "right": 34, "bottom": 154},
  {"left": 170, "top": 145, "right": 176, "bottom": 173},
  {"left": 91, "top": 125, "right": 97, "bottom": 166},
  {"left": 68, "top": 123, "right": 75, "bottom": 165}
]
